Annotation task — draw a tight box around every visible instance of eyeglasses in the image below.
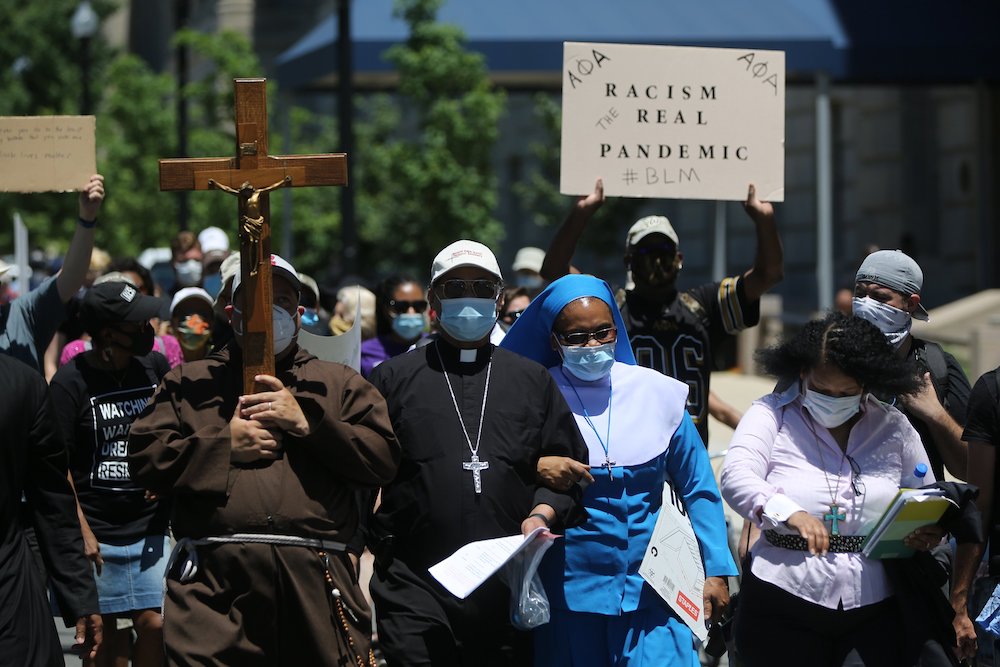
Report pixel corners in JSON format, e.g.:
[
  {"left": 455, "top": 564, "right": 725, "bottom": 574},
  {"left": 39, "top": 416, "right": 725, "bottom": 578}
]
[
  {"left": 433, "top": 279, "right": 502, "bottom": 300},
  {"left": 501, "top": 308, "right": 525, "bottom": 324},
  {"left": 632, "top": 243, "right": 676, "bottom": 256},
  {"left": 845, "top": 454, "right": 865, "bottom": 497},
  {"left": 556, "top": 326, "right": 617, "bottom": 347},
  {"left": 389, "top": 299, "right": 428, "bottom": 314}
]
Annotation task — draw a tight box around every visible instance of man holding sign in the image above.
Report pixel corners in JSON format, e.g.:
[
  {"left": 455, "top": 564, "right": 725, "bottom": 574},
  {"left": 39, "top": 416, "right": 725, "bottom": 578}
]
[{"left": 0, "top": 173, "right": 104, "bottom": 372}]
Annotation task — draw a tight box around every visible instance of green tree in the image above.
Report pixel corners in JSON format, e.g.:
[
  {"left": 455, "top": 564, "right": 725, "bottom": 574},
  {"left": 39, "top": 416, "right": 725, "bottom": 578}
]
[
  {"left": 354, "top": 0, "right": 506, "bottom": 275},
  {"left": 512, "top": 93, "right": 645, "bottom": 258},
  {"left": 0, "top": 0, "right": 116, "bottom": 256}
]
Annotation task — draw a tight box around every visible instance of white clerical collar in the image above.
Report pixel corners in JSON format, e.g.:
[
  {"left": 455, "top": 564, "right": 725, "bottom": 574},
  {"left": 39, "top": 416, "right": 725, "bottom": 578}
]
[{"left": 460, "top": 348, "right": 478, "bottom": 363}]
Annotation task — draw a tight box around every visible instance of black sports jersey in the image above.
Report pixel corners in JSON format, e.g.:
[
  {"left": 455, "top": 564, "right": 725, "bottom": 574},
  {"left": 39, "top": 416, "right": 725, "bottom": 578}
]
[{"left": 620, "top": 275, "right": 759, "bottom": 444}]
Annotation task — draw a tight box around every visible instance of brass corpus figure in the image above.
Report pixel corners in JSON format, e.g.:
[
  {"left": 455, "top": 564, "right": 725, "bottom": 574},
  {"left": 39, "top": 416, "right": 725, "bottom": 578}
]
[{"left": 209, "top": 176, "right": 291, "bottom": 275}]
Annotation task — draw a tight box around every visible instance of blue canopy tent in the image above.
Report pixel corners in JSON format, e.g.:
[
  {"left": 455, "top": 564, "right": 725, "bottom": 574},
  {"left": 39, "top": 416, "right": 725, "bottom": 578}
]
[{"left": 276, "top": 0, "right": 848, "bottom": 89}]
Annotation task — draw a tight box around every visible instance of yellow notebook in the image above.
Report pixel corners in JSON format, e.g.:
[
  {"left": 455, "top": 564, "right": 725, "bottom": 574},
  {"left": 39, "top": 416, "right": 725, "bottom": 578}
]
[{"left": 861, "top": 488, "right": 956, "bottom": 559}]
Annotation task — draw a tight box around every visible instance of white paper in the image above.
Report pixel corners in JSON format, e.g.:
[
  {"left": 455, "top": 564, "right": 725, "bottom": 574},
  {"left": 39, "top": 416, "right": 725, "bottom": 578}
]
[
  {"left": 297, "top": 286, "right": 362, "bottom": 371},
  {"left": 560, "top": 42, "right": 785, "bottom": 202},
  {"left": 429, "top": 527, "right": 553, "bottom": 599},
  {"left": 639, "top": 482, "right": 708, "bottom": 642}
]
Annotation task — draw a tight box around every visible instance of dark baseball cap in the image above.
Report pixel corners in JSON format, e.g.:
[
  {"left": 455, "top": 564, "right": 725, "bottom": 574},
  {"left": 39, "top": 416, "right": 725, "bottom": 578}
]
[
  {"left": 81, "top": 281, "right": 164, "bottom": 329},
  {"left": 855, "top": 250, "right": 930, "bottom": 321}
]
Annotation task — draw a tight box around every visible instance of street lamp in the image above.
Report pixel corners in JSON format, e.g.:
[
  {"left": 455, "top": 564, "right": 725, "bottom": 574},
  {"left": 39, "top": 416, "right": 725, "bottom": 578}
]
[{"left": 70, "top": 0, "right": 99, "bottom": 114}]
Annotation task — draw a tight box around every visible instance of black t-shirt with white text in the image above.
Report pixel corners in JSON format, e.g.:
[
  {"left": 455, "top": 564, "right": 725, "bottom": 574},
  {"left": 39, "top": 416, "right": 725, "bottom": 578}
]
[
  {"left": 50, "top": 352, "right": 170, "bottom": 545},
  {"left": 620, "top": 275, "right": 759, "bottom": 444}
]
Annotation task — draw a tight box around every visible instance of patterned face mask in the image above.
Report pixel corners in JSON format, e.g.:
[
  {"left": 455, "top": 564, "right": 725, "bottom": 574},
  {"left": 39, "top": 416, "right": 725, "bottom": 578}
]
[{"left": 178, "top": 314, "right": 212, "bottom": 352}]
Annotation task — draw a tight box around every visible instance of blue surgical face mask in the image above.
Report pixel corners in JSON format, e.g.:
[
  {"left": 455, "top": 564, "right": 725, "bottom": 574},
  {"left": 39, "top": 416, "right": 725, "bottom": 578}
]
[
  {"left": 301, "top": 308, "right": 320, "bottom": 328},
  {"left": 852, "top": 296, "right": 912, "bottom": 349},
  {"left": 560, "top": 341, "right": 616, "bottom": 382},
  {"left": 803, "top": 386, "right": 862, "bottom": 428},
  {"left": 438, "top": 298, "right": 497, "bottom": 342},
  {"left": 392, "top": 313, "right": 425, "bottom": 341},
  {"left": 233, "top": 304, "right": 297, "bottom": 355}
]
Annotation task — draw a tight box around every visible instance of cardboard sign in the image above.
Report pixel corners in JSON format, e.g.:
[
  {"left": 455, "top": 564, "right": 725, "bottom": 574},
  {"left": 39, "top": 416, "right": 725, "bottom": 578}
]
[
  {"left": 560, "top": 42, "right": 785, "bottom": 202},
  {"left": 0, "top": 116, "right": 96, "bottom": 192}
]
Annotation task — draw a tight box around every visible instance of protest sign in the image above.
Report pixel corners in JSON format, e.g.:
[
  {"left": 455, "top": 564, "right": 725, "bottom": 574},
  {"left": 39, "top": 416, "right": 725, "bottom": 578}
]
[
  {"left": 0, "top": 116, "right": 96, "bottom": 192},
  {"left": 561, "top": 42, "right": 784, "bottom": 201}
]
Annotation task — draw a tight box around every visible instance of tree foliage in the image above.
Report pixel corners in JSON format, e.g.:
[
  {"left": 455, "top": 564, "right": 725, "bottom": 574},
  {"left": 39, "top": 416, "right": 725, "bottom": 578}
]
[
  {"left": 512, "top": 94, "right": 646, "bottom": 257},
  {"left": 354, "top": 0, "right": 506, "bottom": 276}
]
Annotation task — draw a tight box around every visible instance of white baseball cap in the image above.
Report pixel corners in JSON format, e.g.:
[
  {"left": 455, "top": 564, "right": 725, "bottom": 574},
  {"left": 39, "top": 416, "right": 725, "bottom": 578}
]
[
  {"left": 430, "top": 240, "right": 503, "bottom": 285},
  {"left": 170, "top": 287, "right": 214, "bottom": 316},
  {"left": 511, "top": 246, "right": 545, "bottom": 274},
  {"left": 232, "top": 254, "right": 301, "bottom": 295},
  {"left": 626, "top": 215, "right": 679, "bottom": 249},
  {"left": 198, "top": 226, "right": 230, "bottom": 255}
]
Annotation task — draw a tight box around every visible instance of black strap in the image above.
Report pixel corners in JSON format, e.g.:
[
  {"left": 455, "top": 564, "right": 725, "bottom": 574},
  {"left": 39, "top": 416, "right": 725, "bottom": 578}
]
[{"left": 913, "top": 339, "right": 950, "bottom": 407}]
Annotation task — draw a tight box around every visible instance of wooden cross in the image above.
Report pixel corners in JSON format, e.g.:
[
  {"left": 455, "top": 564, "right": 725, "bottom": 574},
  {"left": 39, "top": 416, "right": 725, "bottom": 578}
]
[{"left": 159, "top": 78, "right": 347, "bottom": 392}]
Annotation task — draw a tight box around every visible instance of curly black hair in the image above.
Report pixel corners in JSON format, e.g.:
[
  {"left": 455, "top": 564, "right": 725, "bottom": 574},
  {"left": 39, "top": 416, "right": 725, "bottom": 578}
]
[
  {"left": 374, "top": 274, "right": 422, "bottom": 336},
  {"left": 755, "top": 311, "right": 923, "bottom": 396}
]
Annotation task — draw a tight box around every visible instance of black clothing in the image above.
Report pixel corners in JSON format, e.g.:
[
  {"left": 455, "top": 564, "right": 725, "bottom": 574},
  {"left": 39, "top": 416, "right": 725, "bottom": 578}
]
[
  {"left": 620, "top": 276, "right": 760, "bottom": 443},
  {"left": 367, "top": 341, "right": 588, "bottom": 665},
  {"left": 0, "top": 355, "right": 98, "bottom": 666},
  {"left": 735, "top": 569, "right": 900, "bottom": 667},
  {"left": 964, "top": 368, "right": 1000, "bottom": 571},
  {"left": 904, "top": 339, "right": 971, "bottom": 480},
  {"left": 49, "top": 352, "right": 170, "bottom": 545}
]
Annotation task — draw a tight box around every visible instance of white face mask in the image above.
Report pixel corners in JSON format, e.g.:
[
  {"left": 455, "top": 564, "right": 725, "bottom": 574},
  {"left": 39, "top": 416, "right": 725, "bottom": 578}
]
[
  {"left": 852, "top": 296, "right": 912, "bottom": 349},
  {"left": 174, "top": 258, "right": 203, "bottom": 287},
  {"left": 233, "top": 304, "right": 298, "bottom": 355},
  {"left": 803, "top": 387, "right": 862, "bottom": 428}
]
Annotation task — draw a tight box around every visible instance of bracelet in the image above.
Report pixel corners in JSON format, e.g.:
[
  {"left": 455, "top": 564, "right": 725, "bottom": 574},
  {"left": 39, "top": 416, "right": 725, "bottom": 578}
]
[
  {"left": 528, "top": 513, "right": 550, "bottom": 527},
  {"left": 78, "top": 216, "right": 96, "bottom": 228}
]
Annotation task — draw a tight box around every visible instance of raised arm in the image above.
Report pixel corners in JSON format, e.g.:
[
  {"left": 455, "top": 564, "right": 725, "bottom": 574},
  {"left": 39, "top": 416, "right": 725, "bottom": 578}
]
[
  {"left": 740, "top": 183, "right": 784, "bottom": 302},
  {"left": 540, "top": 178, "right": 604, "bottom": 281},
  {"left": 57, "top": 174, "right": 104, "bottom": 303}
]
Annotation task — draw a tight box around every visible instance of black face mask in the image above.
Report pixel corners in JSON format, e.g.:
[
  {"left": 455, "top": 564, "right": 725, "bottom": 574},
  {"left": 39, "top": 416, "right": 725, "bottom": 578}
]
[{"left": 109, "top": 325, "right": 154, "bottom": 357}]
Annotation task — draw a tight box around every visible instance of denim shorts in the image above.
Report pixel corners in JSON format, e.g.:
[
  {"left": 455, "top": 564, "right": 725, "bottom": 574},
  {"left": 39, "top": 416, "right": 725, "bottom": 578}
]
[{"left": 95, "top": 533, "right": 169, "bottom": 614}]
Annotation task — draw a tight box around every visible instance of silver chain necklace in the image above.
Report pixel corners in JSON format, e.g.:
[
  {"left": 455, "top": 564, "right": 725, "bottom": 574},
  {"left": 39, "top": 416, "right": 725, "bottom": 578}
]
[
  {"left": 435, "top": 342, "right": 492, "bottom": 495},
  {"left": 805, "top": 413, "right": 850, "bottom": 535}
]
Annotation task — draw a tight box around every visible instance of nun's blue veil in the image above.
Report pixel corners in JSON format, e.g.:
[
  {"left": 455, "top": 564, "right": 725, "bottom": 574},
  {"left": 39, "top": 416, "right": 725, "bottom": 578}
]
[{"left": 500, "top": 274, "right": 636, "bottom": 369}]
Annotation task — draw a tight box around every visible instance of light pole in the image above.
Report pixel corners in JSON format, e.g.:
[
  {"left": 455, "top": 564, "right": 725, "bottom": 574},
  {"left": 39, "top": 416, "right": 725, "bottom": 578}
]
[{"left": 70, "top": 0, "right": 99, "bottom": 115}]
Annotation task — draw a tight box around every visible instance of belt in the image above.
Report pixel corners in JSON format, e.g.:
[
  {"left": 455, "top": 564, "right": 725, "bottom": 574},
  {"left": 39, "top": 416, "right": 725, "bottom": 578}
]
[
  {"left": 166, "top": 533, "right": 348, "bottom": 584},
  {"left": 764, "top": 529, "right": 866, "bottom": 553}
]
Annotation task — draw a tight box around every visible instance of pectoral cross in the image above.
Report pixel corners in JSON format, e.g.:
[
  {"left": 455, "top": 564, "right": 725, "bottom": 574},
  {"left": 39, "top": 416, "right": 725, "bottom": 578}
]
[
  {"left": 158, "top": 78, "right": 348, "bottom": 392},
  {"left": 463, "top": 455, "right": 490, "bottom": 495},
  {"left": 603, "top": 456, "right": 617, "bottom": 480},
  {"left": 824, "top": 503, "right": 846, "bottom": 535}
]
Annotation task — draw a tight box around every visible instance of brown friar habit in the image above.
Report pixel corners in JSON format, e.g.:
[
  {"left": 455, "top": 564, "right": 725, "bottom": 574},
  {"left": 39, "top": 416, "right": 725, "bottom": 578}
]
[{"left": 128, "top": 343, "right": 399, "bottom": 667}]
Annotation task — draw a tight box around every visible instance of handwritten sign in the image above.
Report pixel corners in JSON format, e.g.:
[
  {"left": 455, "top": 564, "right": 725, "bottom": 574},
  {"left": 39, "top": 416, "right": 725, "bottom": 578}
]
[
  {"left": 560, "top": 43, "right": 785, "bottom": 202},
  {"left": 0, "top": 116, "right": 96, "bottom": 192}
]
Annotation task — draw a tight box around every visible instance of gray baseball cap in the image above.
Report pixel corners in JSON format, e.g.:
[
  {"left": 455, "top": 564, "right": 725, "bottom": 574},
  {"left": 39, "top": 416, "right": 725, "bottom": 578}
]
[{"left": 855, "top": 250, "right": 929, "bottom": 321}]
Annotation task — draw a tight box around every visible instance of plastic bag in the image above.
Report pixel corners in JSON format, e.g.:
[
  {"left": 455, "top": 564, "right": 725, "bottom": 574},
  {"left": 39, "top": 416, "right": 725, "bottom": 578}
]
[{"left": 502, "top": 534, "right": 555, "bottom": 630}]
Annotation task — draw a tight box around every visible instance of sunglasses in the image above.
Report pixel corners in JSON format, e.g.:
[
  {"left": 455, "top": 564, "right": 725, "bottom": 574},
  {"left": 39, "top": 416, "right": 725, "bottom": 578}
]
[
  {"left": 501, "top": 308, "right": 525, "bottom": 324},
  {"left": 846, "top": 454, "right": 865, "bottom": 497},
  {"left": 389, "top": 299, "right": 428, "bottom": 314},
  {"left": 433, "top": 279, "right": 502, "bottom": 300},
  {"left": 556, "top": 326, "right": 617, "bottom": 347}
]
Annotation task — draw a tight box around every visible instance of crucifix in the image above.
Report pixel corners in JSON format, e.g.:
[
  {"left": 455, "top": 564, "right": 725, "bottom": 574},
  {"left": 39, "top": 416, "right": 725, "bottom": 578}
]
[
  {"left": 603, "top": 457, "right": 617, "bottom": 480},
  {"left": 159, "top": 78, "right": 347, "bottom": 392},
  {"left": 824, "top": 504, "right": 846, "bottom": 536},
  {"left": 463, "top": 455, "right": 490, "bottom": 495}
]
